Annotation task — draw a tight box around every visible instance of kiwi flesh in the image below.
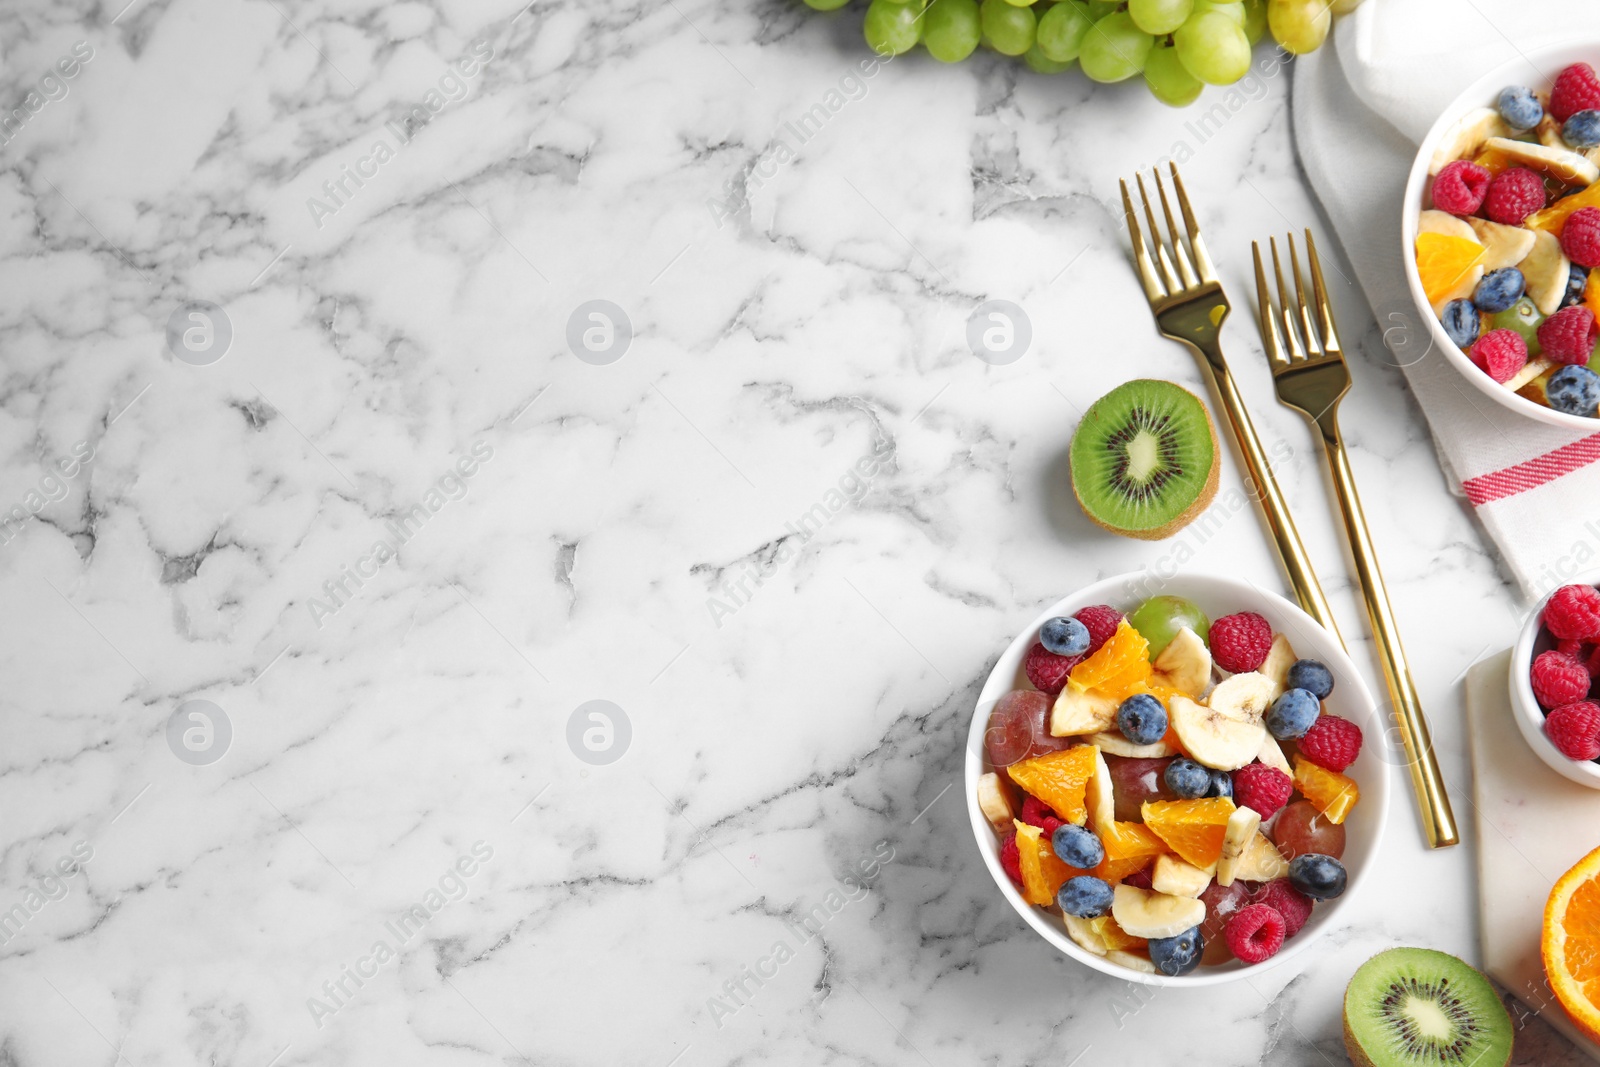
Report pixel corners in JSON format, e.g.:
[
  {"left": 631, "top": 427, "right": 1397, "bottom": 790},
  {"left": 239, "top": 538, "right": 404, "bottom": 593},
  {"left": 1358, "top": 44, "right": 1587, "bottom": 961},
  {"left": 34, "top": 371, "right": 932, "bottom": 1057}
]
[
  {"left": 1343, "top": 948, "right": 1513, "bottom": 1067},
  {"left": 1068, "top": 379, "right": 1220, "bottom": 541}
]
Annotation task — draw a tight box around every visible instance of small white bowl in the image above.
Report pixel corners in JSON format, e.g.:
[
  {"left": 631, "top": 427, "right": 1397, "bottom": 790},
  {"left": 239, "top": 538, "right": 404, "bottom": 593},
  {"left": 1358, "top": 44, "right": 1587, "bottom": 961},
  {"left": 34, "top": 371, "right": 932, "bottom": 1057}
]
[
  {"left": 1401, "top": 43, "right": 1600, "bottom": 431},
  {"left": 965, "top": 571, "right": 1389, "bottom": 986},
  {"left": 1508, "top": 573, "right": 1600, "bottom": 788}
]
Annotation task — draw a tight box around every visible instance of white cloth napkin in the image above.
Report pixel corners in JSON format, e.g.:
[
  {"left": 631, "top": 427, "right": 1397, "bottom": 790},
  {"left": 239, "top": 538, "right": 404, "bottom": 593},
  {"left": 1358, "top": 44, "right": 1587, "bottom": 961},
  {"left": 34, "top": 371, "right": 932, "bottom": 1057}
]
[{"left": 1293, "top": 0, "right": 1600, "bottom": 599}]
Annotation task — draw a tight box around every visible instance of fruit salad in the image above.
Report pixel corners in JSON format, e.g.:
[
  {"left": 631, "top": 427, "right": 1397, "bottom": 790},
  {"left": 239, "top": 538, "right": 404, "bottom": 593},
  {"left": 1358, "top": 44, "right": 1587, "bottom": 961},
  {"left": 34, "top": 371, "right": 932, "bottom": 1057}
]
[
  {"left": 978, "top": 597, "right": 1359, "bottom": 976},
  {"left": 1528, "top": 583, "right": 1600, "bottom": 762},
  {"left": 1417, "top": 62, "right": 1600, "bottom": 417}
]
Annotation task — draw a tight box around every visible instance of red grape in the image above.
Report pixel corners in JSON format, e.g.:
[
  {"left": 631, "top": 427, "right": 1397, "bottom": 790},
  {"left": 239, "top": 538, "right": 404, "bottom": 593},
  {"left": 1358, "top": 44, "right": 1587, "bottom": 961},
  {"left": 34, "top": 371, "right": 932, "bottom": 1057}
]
[
  {"left": 1106, "top": 756, "right": 1174, "bottom": 822},
  {"left": 1271, "top": 800, "right": 1345, "bottom": 861},
  {"left": 1198, "top": 880, "right": 1250, "bottom": 965},
  {"left": 985, "top": 690, "right": 1051, "bottom": 767}
]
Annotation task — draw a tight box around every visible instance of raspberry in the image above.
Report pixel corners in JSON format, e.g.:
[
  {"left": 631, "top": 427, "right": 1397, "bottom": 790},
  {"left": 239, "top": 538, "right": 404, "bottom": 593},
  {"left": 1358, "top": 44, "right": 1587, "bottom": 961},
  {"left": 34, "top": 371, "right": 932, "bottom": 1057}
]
[
  {"left": 1209, "top": 612, "right": 1273, "bottom": 672},
  {"left": 1532, "top": 649, "right": 1593, "bottom": 709},
  {"left": 1589, "top": 645, "right": 1600, "bottom": 679},
  {"left": 999, "top": 834, "right": 1024, "bottom": 887},
  {"left": 1224, "top": 904, "right": 1287, "bottom": 964},
  {"left": 1024, "top": 641, "right": 1079, "bottom": 694},
  {"left": 1561, "top": 207, "right": 1600, "bottom": 269},
  {"left": 1020, "top": 795, "right": 1058, "bottom": 828},
  {"left": 1536, "top": 306, "right": 1598, "bottom": 365},
  {"left": 1232, "top": 763, "right": 1293, "bottom": 818},
  {"left": 1251, "top": 880, "right": 1314, "bottom": 938},
  {"left": 1484, "top": 167, "right": 1547, "bottom": 225},
  {"left": 1431, "top": 160, "right": 1491, "bottom": 216},
  {"left": 1552, "top": 63, "right": 1600, "bottom": 123},
  {"left": 1545, "top": 701, "right": 1600, "bottom": 761},
  {"left": 1074, "top": 604, "right": 1125, "bottom": 655},
  {"left": 1298, "top": 714, "right": 1364, "bottom": 773},
  {"left": 1468, "top": 328, "right": 1528, "bottom": 383},
  {"left": 1544, "top": 584, "right": 1600, "bottom": 640},
  {"left": 1558, "top": 639, "right": 1586, "bottom": 660}
]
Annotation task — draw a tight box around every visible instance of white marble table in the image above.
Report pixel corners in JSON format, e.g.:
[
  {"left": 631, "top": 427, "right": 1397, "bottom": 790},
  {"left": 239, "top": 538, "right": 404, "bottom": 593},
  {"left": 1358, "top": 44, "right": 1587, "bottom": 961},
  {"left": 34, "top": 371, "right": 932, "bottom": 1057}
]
[{"left": 0, "top": 1, "right": 1583, "bottom": 1064}]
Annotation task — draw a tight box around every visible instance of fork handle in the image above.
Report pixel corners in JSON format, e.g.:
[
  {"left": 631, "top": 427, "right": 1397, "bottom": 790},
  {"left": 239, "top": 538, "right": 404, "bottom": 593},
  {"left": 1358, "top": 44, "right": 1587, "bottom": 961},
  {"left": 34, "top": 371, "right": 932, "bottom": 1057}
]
[
  {"left": 1318, "top": 420, "right": 1460, "bottom": 849},
  {"left": 1192, "top": 347, "right": 1346, "bottom": 646}
]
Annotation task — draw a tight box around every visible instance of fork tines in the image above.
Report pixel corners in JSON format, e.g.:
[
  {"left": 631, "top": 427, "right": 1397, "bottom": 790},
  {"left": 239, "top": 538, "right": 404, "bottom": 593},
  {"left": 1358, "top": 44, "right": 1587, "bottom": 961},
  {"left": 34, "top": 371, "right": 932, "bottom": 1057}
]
[
  {"left": 1120, "top": 163, "right": 1218, "bottom": 304},
  {"left": 1252, "top": 229, "right": 1343, "bottom": 368}
]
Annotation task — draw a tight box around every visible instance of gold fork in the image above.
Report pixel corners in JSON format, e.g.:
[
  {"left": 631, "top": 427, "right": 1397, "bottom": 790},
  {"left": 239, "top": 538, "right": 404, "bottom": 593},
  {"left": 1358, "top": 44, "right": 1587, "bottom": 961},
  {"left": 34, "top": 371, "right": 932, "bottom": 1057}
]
[
  {"left": 1120, "top": 165, "right": 1345, "bottom": 647},
  {"left": 1254, "top": 230, "right": 1459, "bottom": 850}
]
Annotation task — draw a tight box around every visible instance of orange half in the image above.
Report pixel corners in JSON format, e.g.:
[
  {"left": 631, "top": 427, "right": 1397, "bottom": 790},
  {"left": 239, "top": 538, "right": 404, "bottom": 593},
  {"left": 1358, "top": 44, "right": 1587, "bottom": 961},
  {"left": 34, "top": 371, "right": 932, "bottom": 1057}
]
[{"left": 1544, "top": 846, "right": 1600, "bottom": 1045}]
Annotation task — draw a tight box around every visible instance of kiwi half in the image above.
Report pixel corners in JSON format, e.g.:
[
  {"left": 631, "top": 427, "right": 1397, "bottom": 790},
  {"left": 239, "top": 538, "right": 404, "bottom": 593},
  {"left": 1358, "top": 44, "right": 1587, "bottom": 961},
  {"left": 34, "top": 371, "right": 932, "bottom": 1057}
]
[
  {"left": 1068, "top": 379, "right": 1219, "bottom": 540},
  {"left": 1343, "top": 948, "right": 1513, "bottom": 1067}
]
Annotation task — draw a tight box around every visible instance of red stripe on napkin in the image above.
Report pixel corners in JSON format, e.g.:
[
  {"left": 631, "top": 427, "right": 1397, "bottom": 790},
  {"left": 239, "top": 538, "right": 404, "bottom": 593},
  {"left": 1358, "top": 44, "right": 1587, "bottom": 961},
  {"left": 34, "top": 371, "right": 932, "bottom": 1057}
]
[{"left": 1461, "top": 433, "right": 1600, "bottom": 505}]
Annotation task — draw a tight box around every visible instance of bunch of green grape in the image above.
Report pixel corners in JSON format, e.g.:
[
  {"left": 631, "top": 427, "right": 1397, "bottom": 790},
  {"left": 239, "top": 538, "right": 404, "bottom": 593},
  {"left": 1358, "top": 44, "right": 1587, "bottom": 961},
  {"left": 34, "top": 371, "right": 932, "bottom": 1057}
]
[{"left": 801, "top": 0, "right": 1365, "bottom": 107}]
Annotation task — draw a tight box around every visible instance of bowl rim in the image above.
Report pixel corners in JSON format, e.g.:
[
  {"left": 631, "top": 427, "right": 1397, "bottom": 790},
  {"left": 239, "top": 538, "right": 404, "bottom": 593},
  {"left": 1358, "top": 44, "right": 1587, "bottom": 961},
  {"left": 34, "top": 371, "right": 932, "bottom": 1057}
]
[
  {"left": 1400, "top": 42, "right": 1600, "bottom": 431},
  {"left": 964, "top": 570, "right": 1390, "bottom": 987},
  {"left": 1508, "top": 572, "right": 1600, "bottom": 787}
]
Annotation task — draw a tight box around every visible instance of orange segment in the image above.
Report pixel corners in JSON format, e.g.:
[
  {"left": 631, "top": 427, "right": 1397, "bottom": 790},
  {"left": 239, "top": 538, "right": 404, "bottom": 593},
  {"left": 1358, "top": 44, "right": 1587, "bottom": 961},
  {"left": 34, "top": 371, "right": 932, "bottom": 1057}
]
[
  {"left": 1091, "top": 915, "right": 1146, "bottom": 951},
  {"left": 1544, "top": 846, "right": 1600, "bottom": 1045},
  {"left": 1140, "top": 797, "right": 1235, "bottom": 868},
  {"left": 1471, "top": 146, "right": 1514, "bottom": 177},
  {"left": 1013, "top": 820, "right": 1072, "bottom": 907},
  {"left": 1293, "top": 756, "right": 1360, "bottom": 824},
  {"left": 1007, "top": 745, "right": 1097, "bottom": 826},
  {"left": 1415, "top": 232, "right": 1487, "bottom": 306},
  {"left": 1092, "top": 820, "right": 1167, "bottom": 883},
  {"left": 1585, "top": 269, "right": 1600, "bottom": 321},
  {"left": 1528, "top": 180, "right": 1600, "bottom": 235},
  {"left": 1067, "top": 620, "right": 1151, "bottom": 699}
]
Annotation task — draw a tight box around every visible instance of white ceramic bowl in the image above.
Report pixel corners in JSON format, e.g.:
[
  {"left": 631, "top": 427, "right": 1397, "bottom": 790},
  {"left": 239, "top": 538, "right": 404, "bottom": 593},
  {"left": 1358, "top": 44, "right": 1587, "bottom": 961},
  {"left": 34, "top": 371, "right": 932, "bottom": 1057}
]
[
  {"left": 1401, "top": 43, "right": 1600, "bottom": 431},
  {"left": 965, "top": 571, "right": 1389, "bottom": 986},
  {"left": 1509, "top": 573, "right": 1600, "bottom": 788}
]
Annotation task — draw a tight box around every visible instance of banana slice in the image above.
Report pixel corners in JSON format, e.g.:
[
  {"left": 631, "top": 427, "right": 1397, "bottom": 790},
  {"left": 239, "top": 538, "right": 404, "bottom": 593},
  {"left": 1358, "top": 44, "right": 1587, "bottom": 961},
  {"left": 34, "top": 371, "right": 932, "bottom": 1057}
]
[
  {"left": 1151, "top": 854, "right": 1214, "bottom": 898},
  {"left": 1062, "top": 912, "right": 1108, "bottom": 956},
  {"left": 1507, "top": 355, "right": 1558, "bottom": 392},
  {"left": 1259, "top": 634, "right": 1296, "bottom": 701},
  {"left": 1257, "top": 734, "right": 1293, "bottom": 775},
  {"left": 1484, "top": 136, "right": 1600, "bottom": 187},
  {"left": 1170, "top": 694, "right": 1266, "bottom": 771},
  {"left": 1084, "top": 746, "right": 1114, "bottom": 835},
  {"left": 1524, "top": 229, "right": 1572, "bottom": 315},
  {"left": 1087, "top": 731, "right": 1176, "bottom": 759},
  {"left": 1106, "top": 948, "right": 1157, "bottom": 973},
  {"left": 1215, "top": 806, "right": 1263, "bottom": 887},
  {"left": 1051, "top": 687, "right": 1119, "bottom": 737},
  {"left": 976, "top": 772, "right": 1016, "bottom": 831},
  {"left": 1466, "top": 217, "right": 1538, "bottom": 272},
  {"left": 1111, "top": 884, "right": 1207, "bottom": 939},
  {"left": 1430, "top": 107, "right": 1511, "bottom": 174},
  {"left": 1232, "top": 831, "right": 1290, "bottom": 882},
  {"left": 1538, "top": 115, "right": 1567, "bottom": 149},
  {"left": 1208, "top": 672, "right": 1275, "bottom": 725},
  {"left": 1153, "top": 626, "right": 1212, "bottom": 698},
  {"left": 1419, "top": 209, "right": 1479, "bottom": 242}
]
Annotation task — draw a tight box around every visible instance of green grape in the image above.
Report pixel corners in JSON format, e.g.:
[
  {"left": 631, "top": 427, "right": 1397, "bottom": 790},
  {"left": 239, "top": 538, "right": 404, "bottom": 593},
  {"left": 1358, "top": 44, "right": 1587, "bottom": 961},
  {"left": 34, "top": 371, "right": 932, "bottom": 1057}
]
[
  {"left": 1127, "top": 595, "right": 1210, "bottom": 657},
  {"left": 1268, "top": 0, "right": 1329, "bottom": 54},
  {"left": 1240, "top": 0, "right": 1267, "bottom": 43},
  {"left": 979, "top": 0, "right": 1036, "bottom": 55},
  {"left": 1086, "top": 0, "right": 1119, "bottom": 17},
  {"left": 1328, "top": 0, "right": 1365, "bottom": 12},
  {"left": 864, "top": 0, "right": 924, "bottom": 54},
  {"left": 804, "top": 0, "right": 853, "bottom": 9},
  {"left": 1023, "top": 42, "right": 1075, "bottom": 72},
  {"left": 924, "top": 0, "right": 981, "bottom": 60},
  {"left": 1036, "top": 0, "right": 1093, "bottom": 61},
  {"left": 1492, "top": 298, "right": 1545, "bottom": 356},
  {"left": 1173, "top": 10, "right": 1250, "bottom": 84},
  {"left": 1079, "top": 11, "right": 1153, "bottom": 82},
  {"left": 1128, "top": 0, "right": 1193, "bottom": 36},
  {"left": 1001, "top": 0, "right": 1033, "bottom": 6},
  {"left": 1192, "top": 0, "right": 1245, "bottom": 25},
  {"left": 1144, "top": 42, "right": 1203, "bottom": 106}
]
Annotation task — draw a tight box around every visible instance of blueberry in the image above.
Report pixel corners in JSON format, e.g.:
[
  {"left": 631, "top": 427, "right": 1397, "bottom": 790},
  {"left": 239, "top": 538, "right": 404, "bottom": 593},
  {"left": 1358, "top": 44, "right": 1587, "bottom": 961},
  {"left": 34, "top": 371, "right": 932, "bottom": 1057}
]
[
  {"left": 1548, "top": 366, "right": 1600, "bottom": 418},
  {"left": 1117, "top": 693, "right": 1168, "bottom": 746},
  {"left": 1285, "top": 659, "right": 1334, "bottom": 699},
  {"left": 1148, "top": 925, "right": 1204, "bottom": 977},
  {"left": 1266, "top": 688, "right": 1320, "bottom": 740},
  {"left": 1561, "top": 264, "right": 1591, "bottom": 310},
  {"left": 1164, "top": 757, "right": 1211, "bottom": 800},
  {"left": 1474, "top": 268, "right": 1526, "bottom": 313},
  {"left": 1040, "top": 616, "right": 1090, "bottom": 657},
  {"left": 1206, "top": 769, "right": 1233, "bottom": 799},
  {"left": 1051, "top": 824, "right": 1105, "bottom": 869},
  {"left": 1288, "top": 853, "right": 1347, "bottom": 900},
  {"left": 1497, "top": 85, "right": 1543, "bottom": 131},
  {"left": 1565, "top": 109, "right": 1600, "bottom": 150},
  {"left": 1440, "top": 299, "right": 1480, "bottom": 350},
  {"left": 1056, "top": 875, "right": 1114, "bottom": 918}
]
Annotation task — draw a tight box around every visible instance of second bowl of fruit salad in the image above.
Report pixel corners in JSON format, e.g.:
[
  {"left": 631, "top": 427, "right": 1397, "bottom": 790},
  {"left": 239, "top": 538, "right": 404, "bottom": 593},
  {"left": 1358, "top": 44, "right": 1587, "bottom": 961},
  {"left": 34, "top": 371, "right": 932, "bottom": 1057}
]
[{"left": 965, "top": 572, "right": 1388, "bottom": 986}]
